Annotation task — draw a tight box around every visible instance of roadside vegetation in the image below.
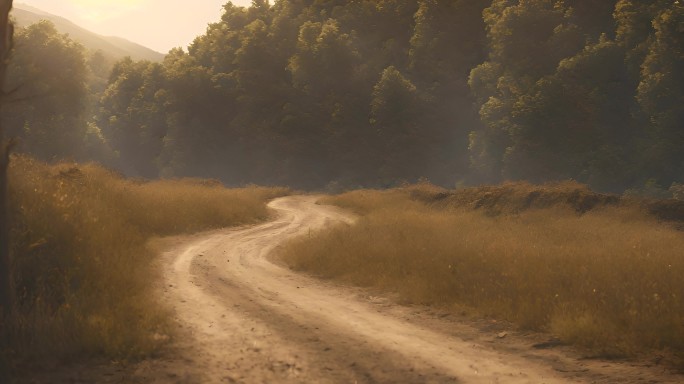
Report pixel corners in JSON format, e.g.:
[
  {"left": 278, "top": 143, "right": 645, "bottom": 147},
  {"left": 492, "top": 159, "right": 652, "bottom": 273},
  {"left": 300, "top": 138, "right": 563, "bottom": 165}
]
[
  {"left": 1, "top": 155, "right": 287, "bottom": 369},
  {"left": 282, "top": 182, "right": 684, "bottom": 361}
]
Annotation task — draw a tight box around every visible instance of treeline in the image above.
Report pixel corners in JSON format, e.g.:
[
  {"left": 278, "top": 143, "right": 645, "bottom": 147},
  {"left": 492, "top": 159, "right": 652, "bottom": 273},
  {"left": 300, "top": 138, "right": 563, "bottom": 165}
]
[
  {"left": 6, "top": 1, "right": 684, "bottom": 192},
  {"left": 4, "top": 21, "right": 115, "bottom": 163},
  {"left": 98, "top": 0, "right": 489, "bottom": 188}
]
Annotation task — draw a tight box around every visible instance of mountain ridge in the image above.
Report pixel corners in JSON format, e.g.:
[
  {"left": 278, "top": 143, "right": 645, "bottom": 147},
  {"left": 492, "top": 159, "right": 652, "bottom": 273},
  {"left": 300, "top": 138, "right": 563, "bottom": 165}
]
[{"left": 12, "top": 3, "right": 164, "bottom": 62}]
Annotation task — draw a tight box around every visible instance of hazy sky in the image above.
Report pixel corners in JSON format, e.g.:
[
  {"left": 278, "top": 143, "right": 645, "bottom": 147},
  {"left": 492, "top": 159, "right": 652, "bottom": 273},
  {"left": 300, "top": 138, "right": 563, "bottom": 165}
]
[{"left": 15, "top": 0, "right": 253, "bottom": 53}]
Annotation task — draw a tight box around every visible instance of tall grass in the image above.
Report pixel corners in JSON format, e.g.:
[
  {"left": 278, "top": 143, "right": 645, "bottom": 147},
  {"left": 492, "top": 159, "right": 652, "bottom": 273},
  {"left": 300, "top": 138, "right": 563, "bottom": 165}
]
[
  {"left": 2, "top": 156, "right": 287, "bottom": 367},
  {"left": 282, "top": 184, "right": 684, "bottom": 359}
]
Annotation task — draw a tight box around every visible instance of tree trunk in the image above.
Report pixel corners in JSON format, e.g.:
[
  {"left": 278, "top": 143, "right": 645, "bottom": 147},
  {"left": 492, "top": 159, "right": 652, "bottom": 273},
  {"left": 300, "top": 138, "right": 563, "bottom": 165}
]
[{"left": 0, "top": 0, "right": 14, "bottom": 316}]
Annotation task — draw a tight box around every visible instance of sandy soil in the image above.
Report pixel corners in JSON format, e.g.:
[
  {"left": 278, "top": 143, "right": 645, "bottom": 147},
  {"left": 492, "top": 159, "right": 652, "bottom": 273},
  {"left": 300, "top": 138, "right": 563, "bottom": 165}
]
[{"left": 15, "top": 195, "right": 684, "bottom": 383}]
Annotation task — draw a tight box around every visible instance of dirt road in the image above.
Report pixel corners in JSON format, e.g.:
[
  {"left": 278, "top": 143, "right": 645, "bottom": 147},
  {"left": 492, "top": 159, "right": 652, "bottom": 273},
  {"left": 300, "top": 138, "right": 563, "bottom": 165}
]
[{"left": 131, "top": 196, "right": 679, "bottom": 383}]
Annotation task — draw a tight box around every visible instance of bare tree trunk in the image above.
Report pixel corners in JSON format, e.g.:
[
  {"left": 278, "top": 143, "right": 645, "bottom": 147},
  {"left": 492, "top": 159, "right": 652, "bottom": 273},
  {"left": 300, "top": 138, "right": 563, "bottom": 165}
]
[{"left": 0, "top": 0, "right": 14, "bottom": 316}]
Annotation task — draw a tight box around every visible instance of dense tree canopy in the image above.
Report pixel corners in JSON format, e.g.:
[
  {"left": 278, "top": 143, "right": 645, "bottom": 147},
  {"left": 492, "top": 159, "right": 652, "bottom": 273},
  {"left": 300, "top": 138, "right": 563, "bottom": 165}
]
[
  {"left": 5, "top": 21, "right": 89, "bottom": 160},
  {"left": 3, "top": 20, "right": 113, "bottom": 163},
  {"left": 96, "top": 0, "right": 491, "bottom": 188},
  {"left": 6, "top": 0, "right": 684, "bottom": 193}
]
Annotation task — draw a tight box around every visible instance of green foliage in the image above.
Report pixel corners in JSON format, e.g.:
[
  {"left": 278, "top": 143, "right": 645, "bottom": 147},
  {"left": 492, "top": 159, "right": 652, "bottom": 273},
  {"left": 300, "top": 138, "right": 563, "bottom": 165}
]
[
  {"left": 99, "top": 58, "right": 169, "bottom": 177},
  {"left": 9, "top": 1, "right": 683, "bottom": 192},
  {"left": 6, "top": 21, "right": 89, "bottom": 160},
  {"left": 370, "top": 66, "right": 426, "bottom": 183},
  {"left": 468, "top": 0, "right": 683, "bottom": 191},
  {"left": 3, "top": 21, "right": 116, "bottom": 165},
  {"left": 636, "top": 4, "right": 684, "bottom": 185},
  {"left": 96, "top": 0, "right": 484, "bottom": 189}
]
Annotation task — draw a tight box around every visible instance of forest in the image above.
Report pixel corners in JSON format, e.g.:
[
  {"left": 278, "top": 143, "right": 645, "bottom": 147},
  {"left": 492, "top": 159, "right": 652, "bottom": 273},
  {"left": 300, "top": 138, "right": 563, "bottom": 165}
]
[{"left": 4, "top": 0, "right": 684, "bottom": 193}]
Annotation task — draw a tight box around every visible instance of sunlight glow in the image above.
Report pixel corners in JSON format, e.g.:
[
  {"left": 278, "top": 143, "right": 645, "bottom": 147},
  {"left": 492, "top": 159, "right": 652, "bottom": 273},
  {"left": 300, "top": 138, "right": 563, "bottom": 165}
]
[
  {"left": 16, "top": 0, "right": 253, "bottom": 52},
  {"left": 69, "top": 0, "right": 148, "bottom": 22}
]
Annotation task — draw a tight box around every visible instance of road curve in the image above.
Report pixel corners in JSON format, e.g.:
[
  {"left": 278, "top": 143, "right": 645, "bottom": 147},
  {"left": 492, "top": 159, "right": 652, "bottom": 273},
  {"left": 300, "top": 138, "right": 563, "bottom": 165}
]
[
  {"left": 154, "top": 195, "right": 679, "bottom": 384},
  {"left": 158, "top": 195, "right": 571, "bottom": 383}
]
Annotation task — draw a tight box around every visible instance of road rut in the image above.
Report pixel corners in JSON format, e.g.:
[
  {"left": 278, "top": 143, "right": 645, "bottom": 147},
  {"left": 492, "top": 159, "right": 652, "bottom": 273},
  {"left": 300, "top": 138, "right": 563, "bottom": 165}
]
[{"left": 148, "top": 195, "right": 680, "bottom": 384}]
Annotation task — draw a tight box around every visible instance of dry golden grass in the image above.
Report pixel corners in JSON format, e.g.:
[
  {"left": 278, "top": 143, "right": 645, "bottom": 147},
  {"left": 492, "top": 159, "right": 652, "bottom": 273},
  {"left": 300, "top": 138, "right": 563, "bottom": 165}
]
[
  {"left": 283, "top": 184, "right": 684, "bottom": 359},
  {"left": 1, "top": 156, "right": 287, "bottom": 366}
]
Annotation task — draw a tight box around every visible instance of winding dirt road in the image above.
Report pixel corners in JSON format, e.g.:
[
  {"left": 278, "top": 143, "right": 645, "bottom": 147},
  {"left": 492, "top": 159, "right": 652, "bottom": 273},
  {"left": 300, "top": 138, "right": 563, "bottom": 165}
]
[{"left": 132, "top": 196, "right": 680, "bottom": 384}]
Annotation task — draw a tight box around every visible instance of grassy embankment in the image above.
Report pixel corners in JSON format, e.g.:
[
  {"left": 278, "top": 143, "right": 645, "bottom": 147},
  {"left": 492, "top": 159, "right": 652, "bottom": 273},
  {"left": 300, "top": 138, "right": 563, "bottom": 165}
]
[
  {"left": 1, "top": 156, "right": 287, "bottom": 367},
  {"left": 282, "top": 182, "right": 684, "bottom": 360}
]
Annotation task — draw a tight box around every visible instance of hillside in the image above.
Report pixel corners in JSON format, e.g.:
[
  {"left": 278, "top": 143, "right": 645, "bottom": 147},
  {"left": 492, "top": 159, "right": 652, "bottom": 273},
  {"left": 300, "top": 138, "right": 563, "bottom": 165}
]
[{"left": 12, "top": 4, "right": 164, "bottom": 62}]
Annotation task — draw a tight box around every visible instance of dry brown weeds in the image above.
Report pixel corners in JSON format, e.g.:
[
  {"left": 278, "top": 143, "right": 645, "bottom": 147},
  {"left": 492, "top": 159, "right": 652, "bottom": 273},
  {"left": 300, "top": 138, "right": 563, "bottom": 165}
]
[
  {"left": 283, "top": 183, "right": 684, "bottom": 360},
  {"left": 2, "top": 156, "right": 287, "bottom": 366}
]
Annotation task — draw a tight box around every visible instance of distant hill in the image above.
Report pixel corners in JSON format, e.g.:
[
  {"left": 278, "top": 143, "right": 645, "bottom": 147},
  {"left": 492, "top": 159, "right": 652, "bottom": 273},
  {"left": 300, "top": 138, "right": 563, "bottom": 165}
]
[{"left": 12, "top": 3, "right": 164, "bottom": 62}]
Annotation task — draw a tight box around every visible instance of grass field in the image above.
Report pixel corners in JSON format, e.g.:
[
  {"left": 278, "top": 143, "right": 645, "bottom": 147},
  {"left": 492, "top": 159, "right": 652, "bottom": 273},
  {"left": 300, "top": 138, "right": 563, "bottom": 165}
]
[
  {"left": 282, "top": 182, "right": 684, "bottom": 360},
  {"left": 1, "top": 156, "right": 287, "bottom": 369}
]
